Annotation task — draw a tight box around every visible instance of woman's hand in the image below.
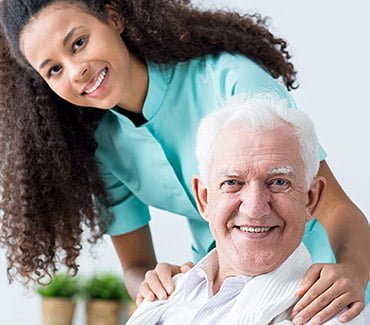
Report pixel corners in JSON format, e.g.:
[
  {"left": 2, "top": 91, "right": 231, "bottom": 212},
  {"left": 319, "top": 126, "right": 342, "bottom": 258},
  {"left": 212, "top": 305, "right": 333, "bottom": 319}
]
[
  {"left": 136, "top": 261, "right": 194, "bottom": 305},
  {"left": 291, "top": 263, "right": 367, "bottom": 324}
]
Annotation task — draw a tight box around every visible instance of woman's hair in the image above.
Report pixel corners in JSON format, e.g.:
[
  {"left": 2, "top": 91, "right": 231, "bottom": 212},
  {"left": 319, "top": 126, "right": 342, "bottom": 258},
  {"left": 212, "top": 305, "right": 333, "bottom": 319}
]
[
  {"left": 195, "top": 94, "right": 320, "bottom": 189},
  {"left": 0, "top": 0, "right": 298, "bottom": 284}
]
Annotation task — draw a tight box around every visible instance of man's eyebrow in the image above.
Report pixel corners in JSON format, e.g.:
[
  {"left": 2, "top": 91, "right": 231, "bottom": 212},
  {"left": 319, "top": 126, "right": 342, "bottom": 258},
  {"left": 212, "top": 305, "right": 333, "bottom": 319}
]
[
  {"left": 217, "top": 168, "right": 240, "bottom": 177},
  {"left": 38, "top": 26, "right": 84, "bottom": 71},
  {"left": 267, "top": 166, "right": 295, "bottom": 176}
]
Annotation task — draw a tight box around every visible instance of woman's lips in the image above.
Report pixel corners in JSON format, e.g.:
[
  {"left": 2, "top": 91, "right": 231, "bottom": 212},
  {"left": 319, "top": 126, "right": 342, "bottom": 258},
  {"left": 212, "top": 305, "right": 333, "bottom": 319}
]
[{"left": 83, "top": 67, "right": 108, "bottom": 96}]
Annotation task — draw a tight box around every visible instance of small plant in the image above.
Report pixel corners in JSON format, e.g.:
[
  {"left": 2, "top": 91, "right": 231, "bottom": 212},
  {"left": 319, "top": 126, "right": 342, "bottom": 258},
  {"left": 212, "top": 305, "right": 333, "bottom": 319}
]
[
  {"left": 83, "top": 273, "right": 131, "bottom": 302},
  {"left": 37, "top": 273, "right": 80, "bottom": 298}
]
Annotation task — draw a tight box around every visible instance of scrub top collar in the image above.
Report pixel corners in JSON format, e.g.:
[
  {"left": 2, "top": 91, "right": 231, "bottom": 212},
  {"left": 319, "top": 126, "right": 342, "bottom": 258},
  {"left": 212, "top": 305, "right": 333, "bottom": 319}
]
[{"left": 110, "top": 61, "right": 173, "bottom": 124}]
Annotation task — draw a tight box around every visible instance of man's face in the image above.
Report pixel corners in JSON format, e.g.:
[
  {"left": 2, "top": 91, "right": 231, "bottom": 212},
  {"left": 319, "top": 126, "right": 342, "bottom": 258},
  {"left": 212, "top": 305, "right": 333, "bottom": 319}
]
[{"left": 193, "top": 122, "right": 324, "bottom": 278}]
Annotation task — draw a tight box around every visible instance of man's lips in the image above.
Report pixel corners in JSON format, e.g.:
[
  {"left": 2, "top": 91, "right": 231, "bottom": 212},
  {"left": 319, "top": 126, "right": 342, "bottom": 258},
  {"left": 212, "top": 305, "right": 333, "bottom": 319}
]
[{"left": 233, "top": 225, "right": 278, "bottom": 234}]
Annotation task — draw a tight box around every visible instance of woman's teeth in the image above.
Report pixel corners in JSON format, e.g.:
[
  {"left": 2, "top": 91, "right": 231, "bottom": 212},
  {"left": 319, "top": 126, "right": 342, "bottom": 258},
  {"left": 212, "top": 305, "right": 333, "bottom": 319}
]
[
  {"left": 85, "top": 68, "right": 107, "bottom": 94},
  {"left": 239, "top": 226, "right": 271, "bottom": 233}
]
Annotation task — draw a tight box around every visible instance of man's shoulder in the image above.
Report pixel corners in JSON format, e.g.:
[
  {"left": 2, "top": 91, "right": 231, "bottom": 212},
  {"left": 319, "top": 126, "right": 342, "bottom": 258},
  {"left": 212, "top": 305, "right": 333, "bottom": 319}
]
[{"left": 172, "top": 272, "right": 188, "bottom": 286}]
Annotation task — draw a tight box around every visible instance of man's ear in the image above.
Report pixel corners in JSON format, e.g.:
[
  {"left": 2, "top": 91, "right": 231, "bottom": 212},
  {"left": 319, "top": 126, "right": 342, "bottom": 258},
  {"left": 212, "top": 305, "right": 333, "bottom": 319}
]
[
  {"left": 305, "top": 175, "right": 326, "bottom": 221},
  {"left": 105, "top": 4, "right": 124, "bottom": 33},
  {"left": 192, "top": 176, "right": 209, "bottom": 221}
]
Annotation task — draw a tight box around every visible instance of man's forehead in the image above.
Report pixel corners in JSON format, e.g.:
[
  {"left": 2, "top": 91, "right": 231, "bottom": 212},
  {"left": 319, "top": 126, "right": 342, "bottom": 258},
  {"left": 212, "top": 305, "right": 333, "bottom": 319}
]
[{"left": 215, "top": 123, "right": 298, "bottom": 151}]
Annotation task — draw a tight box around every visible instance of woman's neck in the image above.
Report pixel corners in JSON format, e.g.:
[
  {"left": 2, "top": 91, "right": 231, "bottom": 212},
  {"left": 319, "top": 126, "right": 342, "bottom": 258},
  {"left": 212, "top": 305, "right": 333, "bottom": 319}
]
[{"left": 117, "top": 52, "right": 148, "bottom": 114}]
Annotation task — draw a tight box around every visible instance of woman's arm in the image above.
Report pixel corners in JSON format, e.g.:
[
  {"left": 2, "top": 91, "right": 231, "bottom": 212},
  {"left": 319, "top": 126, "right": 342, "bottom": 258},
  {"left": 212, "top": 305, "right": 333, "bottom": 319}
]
[
  {"left": 317, "top": 162, "right": 369, "bottom": 283},
  {"left": 111, "top": 225, "right": 157, "bottom": 299},
  {"left": 292, "top": 161, "right": 370, "bottom": 324},
  {"left": 112, "top": 224, "right": 193, "bottom": 303}
]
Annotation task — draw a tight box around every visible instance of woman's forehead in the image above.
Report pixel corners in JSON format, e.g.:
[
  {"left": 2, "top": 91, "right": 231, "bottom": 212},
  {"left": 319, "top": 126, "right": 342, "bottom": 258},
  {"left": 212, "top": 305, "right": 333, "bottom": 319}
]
[{"left": 19, "top": 3, "right": 95, "bottom": 64}]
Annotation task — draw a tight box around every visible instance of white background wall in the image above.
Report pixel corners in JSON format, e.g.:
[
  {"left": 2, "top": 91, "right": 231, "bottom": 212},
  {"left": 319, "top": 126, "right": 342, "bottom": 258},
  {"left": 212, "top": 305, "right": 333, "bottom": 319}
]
[{"left": 1, "top": 0, "right": 369, "bottom": 324}]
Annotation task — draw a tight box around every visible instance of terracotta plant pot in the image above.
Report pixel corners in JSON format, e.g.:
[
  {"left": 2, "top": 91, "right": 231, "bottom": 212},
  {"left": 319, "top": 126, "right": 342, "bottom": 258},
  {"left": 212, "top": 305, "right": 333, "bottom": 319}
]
[
  {"left": 41, "top": 297, "right": 76, "bottom": 325},
  {"left": 86, "top": 300, "right": 121, "bottom": 325}
]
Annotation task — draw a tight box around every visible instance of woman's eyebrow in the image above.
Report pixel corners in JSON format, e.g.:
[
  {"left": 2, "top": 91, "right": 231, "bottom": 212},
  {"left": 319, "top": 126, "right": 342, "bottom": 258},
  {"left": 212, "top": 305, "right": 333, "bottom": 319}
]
[
  {"left": 38, "top": 25, "right": 84, "bottom": 71},
  {"left": 63, "top": 26, "right": 84, "bottom": 47}
]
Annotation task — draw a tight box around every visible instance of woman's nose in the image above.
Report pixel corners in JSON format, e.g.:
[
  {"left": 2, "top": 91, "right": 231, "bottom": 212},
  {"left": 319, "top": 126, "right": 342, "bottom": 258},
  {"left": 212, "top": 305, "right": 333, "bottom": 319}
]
[{"left": 69, "top": 62, "right": 89, "bottom": 82}]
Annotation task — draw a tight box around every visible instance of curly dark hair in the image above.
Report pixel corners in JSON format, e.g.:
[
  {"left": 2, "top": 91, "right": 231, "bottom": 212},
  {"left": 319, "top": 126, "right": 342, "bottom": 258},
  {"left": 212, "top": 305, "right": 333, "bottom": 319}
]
[{"left": 0, "top": 0, "right": 298, "bottom": 284}]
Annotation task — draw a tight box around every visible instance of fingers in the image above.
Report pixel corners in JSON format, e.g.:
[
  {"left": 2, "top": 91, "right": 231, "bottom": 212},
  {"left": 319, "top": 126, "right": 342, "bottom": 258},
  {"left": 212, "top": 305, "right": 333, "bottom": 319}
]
[
  {"left": 292, "top": 296, "right": 364, "bottom": 324},
  {"left": 136, "top": 262, "right": 185, "bottom": 305},
  {"left": 136, "top": 270, "right": 170, "bottom": 305},
  {"left": 180, "top": 261, "right": 194, "bottom": 273},
  {"left": 296, "top": 264, "right": 323, "bottom": 297},
  {"left": 339, "top": 301, "right": 365, "bottom": 323},
  {"left": 293, "top": 268, "right": 333, "bottom": 316},
  {"left": 136, "top": 281, "right": 154, "bottom": 305},
  {"left": 136, "top": 295, "right": 144, "bottom": 305},
  {"left": 291, "top": 263, "right": 366, "bottom": 325},
  {"left": 145, "top": 265, "right": 176, "bottom": 298},
  {"left": 293, "top": 290, "right": 352, "bottom": 325},
  {"left": 155, "top": 263, "right": 180, "bottom": 295}
]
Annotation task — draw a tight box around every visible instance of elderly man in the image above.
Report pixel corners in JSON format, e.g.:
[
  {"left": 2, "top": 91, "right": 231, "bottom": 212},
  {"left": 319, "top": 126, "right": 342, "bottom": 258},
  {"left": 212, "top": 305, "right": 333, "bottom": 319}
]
[{"left": 127, "top": 95, "right": 365, "bottom": 324}]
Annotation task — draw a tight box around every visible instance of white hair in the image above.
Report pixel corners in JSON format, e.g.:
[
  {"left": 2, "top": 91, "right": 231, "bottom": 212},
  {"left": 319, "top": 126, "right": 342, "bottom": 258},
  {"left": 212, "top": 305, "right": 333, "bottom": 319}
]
[{"left": 195, "top": 93, "right": 320, "bottom": 188}]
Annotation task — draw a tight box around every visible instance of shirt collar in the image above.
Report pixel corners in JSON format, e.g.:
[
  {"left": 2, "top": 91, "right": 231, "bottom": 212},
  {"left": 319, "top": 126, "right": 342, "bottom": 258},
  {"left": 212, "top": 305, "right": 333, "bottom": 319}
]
[
  {"left": 141, "top": 61, "right": 173, "bottom": 121},
  {"left": 108, "top": 61, "right": 172, "bottom": 125},
  {"left": 183, "top": 243, "right": 311, "bottom": 302},
  {"left": 184, "top": 249, "right": 251, "bottom": 299}
]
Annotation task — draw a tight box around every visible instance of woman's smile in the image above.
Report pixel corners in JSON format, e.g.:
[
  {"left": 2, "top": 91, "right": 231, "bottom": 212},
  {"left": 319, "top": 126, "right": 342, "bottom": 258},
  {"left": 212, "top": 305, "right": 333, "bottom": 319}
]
[
  {"left": 82, "top": 67, "right": 109, "bottom": 97},
  {"left": 20, "top": 3, "right": 148, "bottom": 111}
]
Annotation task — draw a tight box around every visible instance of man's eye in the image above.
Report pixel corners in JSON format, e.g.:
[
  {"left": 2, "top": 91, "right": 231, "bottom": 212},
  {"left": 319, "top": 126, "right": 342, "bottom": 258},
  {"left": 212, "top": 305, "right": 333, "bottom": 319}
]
[
  {"left": 72, "top": 37, "right": 86, "bottom": 52},
  {"left": 225, "top": 180, "right": 238, "bottom": 186},
  {"left": 220, "top": 179, "right": 242, "bottom": 193},
  {"left": 269, "top": 179, "right": 290, "bottom": 192},
  {"left": 48, "top": 65, "right": 62, "bottom": 77}
]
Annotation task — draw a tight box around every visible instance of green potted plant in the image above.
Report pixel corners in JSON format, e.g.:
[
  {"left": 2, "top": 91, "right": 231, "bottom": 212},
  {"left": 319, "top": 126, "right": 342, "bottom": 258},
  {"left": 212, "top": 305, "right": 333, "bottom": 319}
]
[
  {"left": 83, "top": 273, "right": 134, "bottom": 325},
  {"left": 37, "top": 273, "right": 79, "bottom": 325}
]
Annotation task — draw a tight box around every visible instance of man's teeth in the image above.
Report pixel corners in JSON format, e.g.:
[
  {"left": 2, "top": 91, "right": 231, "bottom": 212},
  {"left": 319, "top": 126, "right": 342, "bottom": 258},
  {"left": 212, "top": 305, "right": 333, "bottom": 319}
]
[
  {"left": 85, "top": 69, "right": 107, "bottom": 94},
  {"left": 239, "top": 226, "right": 271, "bottom": 233}
]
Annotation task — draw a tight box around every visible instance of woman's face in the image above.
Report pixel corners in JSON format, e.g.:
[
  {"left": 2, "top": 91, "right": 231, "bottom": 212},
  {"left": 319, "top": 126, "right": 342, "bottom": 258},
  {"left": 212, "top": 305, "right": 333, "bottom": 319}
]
[{"left": 20, "top": 2, "right": 146, "bottom": 110}]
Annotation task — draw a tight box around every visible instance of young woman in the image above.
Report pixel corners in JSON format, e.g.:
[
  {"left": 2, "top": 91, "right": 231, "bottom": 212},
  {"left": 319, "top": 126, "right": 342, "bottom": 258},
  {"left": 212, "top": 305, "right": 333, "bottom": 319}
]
[{"left": 0, "top": 1, "right": 368, "bottom": 324}]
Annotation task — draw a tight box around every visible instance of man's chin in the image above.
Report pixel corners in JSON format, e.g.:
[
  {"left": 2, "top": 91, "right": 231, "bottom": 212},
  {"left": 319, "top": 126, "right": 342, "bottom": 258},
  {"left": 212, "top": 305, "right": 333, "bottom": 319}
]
[{"left": 235, "top": 249, "right": 284, "bottom": 276}]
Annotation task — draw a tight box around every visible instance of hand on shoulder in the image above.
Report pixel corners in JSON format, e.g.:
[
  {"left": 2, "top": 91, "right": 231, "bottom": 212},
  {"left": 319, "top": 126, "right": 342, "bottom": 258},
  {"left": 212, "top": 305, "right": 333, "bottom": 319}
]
[{"left": 136, "top": 261, "right": 194, "bottom": 305}]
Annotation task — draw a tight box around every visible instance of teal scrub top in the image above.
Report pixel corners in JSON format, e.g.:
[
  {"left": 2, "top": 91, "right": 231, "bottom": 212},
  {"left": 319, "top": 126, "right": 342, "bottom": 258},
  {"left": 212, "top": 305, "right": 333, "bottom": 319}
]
[
  {"left": 94, "top": 52, "right": 328, "bottom": 261},
  {"left": 95, "top": 52, "right": 370, "bottom": 304}
]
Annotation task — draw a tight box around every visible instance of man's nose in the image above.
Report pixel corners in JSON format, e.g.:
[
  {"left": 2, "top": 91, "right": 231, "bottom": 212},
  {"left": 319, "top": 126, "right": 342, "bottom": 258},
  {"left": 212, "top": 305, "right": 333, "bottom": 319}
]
[{"left": 239, "top": 183, "right": 272, "bottom": 218}]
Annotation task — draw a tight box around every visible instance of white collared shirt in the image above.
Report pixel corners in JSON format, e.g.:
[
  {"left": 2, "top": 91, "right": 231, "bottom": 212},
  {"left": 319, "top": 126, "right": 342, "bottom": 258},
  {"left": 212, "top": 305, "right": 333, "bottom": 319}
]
[
  {"left": 127, "top": 244, "right": 365, "bottom": 325},
  {"left": 158, "top": 250, "right": 251, "bottom": 324}
]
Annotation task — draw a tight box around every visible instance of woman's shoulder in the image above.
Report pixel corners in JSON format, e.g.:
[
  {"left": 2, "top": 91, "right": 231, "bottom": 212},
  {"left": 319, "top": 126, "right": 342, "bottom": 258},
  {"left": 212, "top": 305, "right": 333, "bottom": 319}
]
[
  {"left": 180, "top": 51, "right": 262, "bottom": 73},
  {"left": 151, "top": 51, "right": 259, "bottom": 74},
  {"left": 204, "top": 51, "right": 257, "bottom": 67},
  {"left": 160, "top": 52, "right": 271, "bottom": 92},
  {"left": 146, "top": 52, "right": 268, "bottom": 87}
]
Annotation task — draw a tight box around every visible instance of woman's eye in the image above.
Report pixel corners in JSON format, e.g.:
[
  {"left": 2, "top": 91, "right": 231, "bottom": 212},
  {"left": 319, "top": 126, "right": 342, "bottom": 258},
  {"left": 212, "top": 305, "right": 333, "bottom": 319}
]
[
  {"left": 220, "top": 179, "right": 242, "bottom": 193},
  {"left": 72, "top": 37, "right": 86, "bottom": 52},
  {"left": 269, "top": 179, "right": 290, "bottom": 192},
  {"left": 48, "top": 65, "right": 62, "bottom": 77}
]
